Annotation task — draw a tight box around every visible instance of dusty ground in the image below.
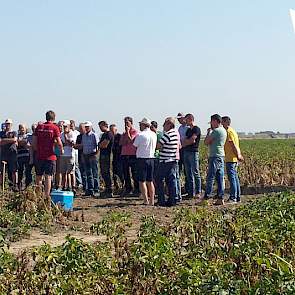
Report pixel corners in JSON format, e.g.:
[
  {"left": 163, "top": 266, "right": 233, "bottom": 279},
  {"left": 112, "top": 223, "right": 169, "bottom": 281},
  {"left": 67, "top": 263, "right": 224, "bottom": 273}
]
[{"left": 8, "top": 193, "right": 261, "bottom": 254}]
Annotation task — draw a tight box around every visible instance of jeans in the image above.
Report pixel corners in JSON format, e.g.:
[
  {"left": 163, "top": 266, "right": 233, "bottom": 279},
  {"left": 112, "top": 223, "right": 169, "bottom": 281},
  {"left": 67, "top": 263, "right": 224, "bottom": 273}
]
[
  {"left": 156, "top": 161, "right": 177, "bottom": 206},
  {"left": 112, "top": 155, "right": 124, "bottom": 187},
  {"left": 204, "top": 156, "right": 225, "bottom": 199},
  {"left": 226, "top": 162, "right": 241, "bottom": 201},
  {"left": 74, "top": 152, "right": 82, "bottom": 187},
  {"left": 183, "top": 151, "right": 201, "bottom": 196},
  {"left": 175, "top": 162, "right": 181, "bottom": 201},
  {"left": 84, "top": 154, "right": 99, "bottom": 193},
  {"left": 179, "top": 149, "right": 188, "bottom": 193},
  {"left": 79, "top": 157, "right": 87, "bottom": 191},
  {"left": 100, "top": 154, "right": 112, "bottom": 191},
  {"left": 121, "top": 155, "right": 139, "bottom": 192}
]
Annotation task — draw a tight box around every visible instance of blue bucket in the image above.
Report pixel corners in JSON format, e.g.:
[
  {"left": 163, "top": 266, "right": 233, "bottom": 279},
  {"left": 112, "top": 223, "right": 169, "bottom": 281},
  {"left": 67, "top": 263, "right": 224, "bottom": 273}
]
[{"left": 51, "top": 190, "right": 74, "bottom": 211}]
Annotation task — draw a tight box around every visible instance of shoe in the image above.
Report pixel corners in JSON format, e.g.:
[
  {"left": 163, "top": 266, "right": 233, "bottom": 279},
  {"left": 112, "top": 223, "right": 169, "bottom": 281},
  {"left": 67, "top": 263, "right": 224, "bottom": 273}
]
[
  {"left": 214, "top": 199, "right": 225, "bottom": 206},
  {"left": 132, "top": 189, "right": 140, "bottom": 196},
  {"left": 227, "top": 198, "right": 237, "bottom": 203},
  {"left": 101, "top": 190, "right": 113, "bottom": 198}
]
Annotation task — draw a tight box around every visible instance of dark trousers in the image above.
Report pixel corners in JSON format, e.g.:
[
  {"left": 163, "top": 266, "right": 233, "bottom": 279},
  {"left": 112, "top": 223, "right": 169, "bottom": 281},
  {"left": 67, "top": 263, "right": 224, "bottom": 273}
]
[
  {"left": 156, "top": 161, "right": 177, "bottom": 206},
  {"left": 112, "top": 155, "right": 124, "bottom": 187},
  {"left": 121, "top": 155, "right": 139, "bottom": 192},
  {"left": 100, "top": 154, "right": 112, "bottom": 191},
  {"left": 18, "top": 156, "right": 33, "bottom": 187}
]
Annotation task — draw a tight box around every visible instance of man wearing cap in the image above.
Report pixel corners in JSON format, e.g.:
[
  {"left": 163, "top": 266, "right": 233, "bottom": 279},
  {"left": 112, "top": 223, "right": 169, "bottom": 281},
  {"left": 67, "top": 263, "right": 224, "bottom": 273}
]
[
  {"left": 60, "top": 120, "right": 76, "bottom": 192},
  {"left": 0, "top": 119, "right": 18, "bottom": 190},
  {"left": 81, "top": 121, "right": 100, "bottom": 197},
  {"left": 177, "top": 112, "right": 189, "bottom": 194},
  {"left": 74, "top": 123, "right": 87, "bottom": 193},
  {"left": 33, "top": 111, "right": 63, "bottom": 203},
  {"left": 156, "top": 117, "right": 179, "bottom": 206},
  {"left": 222, "top": 116, "right": 243, "bottom": 203},
  {"left": 70, "top": 120, "right": 82, "bottom": 190},
  {"left": 203, "top": 114, "right": 227, "bottom": 205},
  {"left": 133, "top": 118, "right": 157, "bottom": 205},
  {"left": 119, "top": 117, "right": 139, "bottom": 196},
  {"left": 99, "top": 121, "right": 114, "bottom": 197},
  {"left": 17, "top": 124, "right": 32, "bottom": 190},
  {"left": 182, "top": 113, "right": 202, "bottom": 198}
]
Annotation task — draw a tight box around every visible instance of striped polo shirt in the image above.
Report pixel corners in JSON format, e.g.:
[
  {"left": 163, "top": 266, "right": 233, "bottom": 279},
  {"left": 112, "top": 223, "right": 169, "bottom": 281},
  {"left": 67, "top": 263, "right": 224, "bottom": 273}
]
[{"left": 159, "top": 129, "right": 179, "bottom": 162}]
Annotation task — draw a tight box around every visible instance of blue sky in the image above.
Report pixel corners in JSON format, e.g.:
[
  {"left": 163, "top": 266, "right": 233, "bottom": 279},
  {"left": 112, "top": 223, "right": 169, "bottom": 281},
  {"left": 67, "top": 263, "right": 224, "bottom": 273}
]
[{"left": 0, "top": 0, "right": 294, "bottom": 133}]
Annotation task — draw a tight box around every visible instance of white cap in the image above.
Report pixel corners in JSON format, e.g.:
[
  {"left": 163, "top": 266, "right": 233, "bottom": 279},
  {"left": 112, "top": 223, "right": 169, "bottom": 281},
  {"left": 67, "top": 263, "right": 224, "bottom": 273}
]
[
  {"left": 5, "top": 118, "right": 13, "bottom": 124},
  {"left": 63, "top": 120, "right": 71, "bottom": 126},
  {"left": 84, "top": 121, "right": 93, "bottom": 127},
  {"left": 139, "top": 118, "right": 151, "bottom": 126}
]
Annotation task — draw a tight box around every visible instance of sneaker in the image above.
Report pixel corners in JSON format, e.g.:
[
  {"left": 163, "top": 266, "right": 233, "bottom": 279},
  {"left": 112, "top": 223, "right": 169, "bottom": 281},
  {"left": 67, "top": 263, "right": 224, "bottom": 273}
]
[
  {"left": 214, "top": 199, "right": 225, "bottom": 206},
  {"left": 227, "top": 198, "right": 237, "bottom": 204}
]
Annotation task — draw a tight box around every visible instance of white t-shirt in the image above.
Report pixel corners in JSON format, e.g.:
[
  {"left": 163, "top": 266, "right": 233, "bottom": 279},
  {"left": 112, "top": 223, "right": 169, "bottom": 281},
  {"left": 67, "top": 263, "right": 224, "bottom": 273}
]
[
  {"left": 61, "top": 131, "right": 75, "bottom": 157},
  {"left": 71, "top": 129, "right": 79, "bottom": 157},
  {"left": 133, "top": 128, "right": 157, "bottom": 159}
]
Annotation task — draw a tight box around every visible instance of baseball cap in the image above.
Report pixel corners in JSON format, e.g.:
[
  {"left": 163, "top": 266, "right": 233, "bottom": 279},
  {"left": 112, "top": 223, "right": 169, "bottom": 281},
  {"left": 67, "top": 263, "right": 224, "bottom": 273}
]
[
  {"left": 176, "top": 113, "right": 184, "bottom": 119},
  {"left": 139, "top": 118, "right": 151, "bottom": 126},
  {"left": 165, "top": 117, "right": 176, "bottom": 126},
  {"left": 84, "top": 121, "right": 93, "bottom": 127},
  {"left": 5, "top": 118, "right": 13, "bottom": 124},
  {"left": 63, "top": 120, "right": 71, "bottom": 126}
]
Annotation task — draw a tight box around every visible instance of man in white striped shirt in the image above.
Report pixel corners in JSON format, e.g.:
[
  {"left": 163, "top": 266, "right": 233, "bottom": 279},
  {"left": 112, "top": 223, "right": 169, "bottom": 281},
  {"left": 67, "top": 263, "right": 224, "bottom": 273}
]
[{"left": 156, "top": 117, "right": 179, "bottom": 207}]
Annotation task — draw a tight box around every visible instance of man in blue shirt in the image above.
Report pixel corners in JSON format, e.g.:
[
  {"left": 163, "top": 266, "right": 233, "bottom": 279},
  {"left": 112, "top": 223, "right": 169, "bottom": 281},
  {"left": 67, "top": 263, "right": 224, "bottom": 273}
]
[{"left": 81, "top": 121, "right": 100, "bottom": 197}]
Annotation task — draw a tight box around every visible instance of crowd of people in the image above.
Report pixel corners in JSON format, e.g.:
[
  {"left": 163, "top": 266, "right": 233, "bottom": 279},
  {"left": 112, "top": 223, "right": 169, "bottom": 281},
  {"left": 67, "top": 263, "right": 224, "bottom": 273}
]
[{"left": 0, "top": 110, "right": 243, "bottom": 206}]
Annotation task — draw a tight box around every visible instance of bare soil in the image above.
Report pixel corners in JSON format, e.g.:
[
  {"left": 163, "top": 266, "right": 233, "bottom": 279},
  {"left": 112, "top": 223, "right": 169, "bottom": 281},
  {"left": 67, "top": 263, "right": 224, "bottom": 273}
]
[{"left": 8, "top": 193, "right": 262, "bottom": 254}]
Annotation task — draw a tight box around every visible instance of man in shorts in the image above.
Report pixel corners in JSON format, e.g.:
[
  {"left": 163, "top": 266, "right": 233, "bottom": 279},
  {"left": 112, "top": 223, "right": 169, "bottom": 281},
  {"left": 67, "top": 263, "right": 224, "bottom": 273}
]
[
  {"left": 33, "top": 111, "right": 63, "bottom": 202},
  {"left": 133, "top": 118, "right": 157, "bottom": 205},
  {"left": 60, "top": 120, "right": 75, "bottom": 192}
]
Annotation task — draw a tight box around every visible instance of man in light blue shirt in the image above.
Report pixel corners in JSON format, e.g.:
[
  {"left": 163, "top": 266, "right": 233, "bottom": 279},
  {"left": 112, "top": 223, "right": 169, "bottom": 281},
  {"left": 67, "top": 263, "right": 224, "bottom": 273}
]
[{"left": 81, "top": 121, "right": 100, "bottom": 197}]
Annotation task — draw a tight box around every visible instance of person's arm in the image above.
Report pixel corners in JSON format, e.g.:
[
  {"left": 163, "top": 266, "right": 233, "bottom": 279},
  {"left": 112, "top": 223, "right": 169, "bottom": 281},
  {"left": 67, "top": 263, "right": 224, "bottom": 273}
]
[
  {"left": 227, "top": 132, "right": 244, "bottom": 161},
  {"left": 157, "top": 133, "right": 169, "bottom": 150},
  {"left": 56, "top": 137, "right": 64, "bottom": 155},
  {"left": 32, "top": 135, "right": 38, "bottom": 151},
  {"left": 183, "top": 134, "right": 197, "bottom": 147},
  {"left": 0, "top": 134, "right": 17, "bottom": 145},
  {"left": 204, "top": 128, "right": 214, "bottom": 145}
]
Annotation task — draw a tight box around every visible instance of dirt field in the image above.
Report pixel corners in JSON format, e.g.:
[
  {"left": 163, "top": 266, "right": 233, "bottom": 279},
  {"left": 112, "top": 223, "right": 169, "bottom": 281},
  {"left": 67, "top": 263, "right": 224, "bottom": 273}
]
[{"left": 8, "top": 193, "right": 262, "bottom": 254}]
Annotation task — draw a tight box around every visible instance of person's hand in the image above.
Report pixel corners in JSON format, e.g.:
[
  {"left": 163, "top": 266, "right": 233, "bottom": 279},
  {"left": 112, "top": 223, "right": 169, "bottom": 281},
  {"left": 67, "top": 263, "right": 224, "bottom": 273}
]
[
  {"left": 125, "top": 125, "right": 131, "bottom": 133},
  {"left": 238, "top": 154, "right": 244, "bottom": 162},
  {"left": 60, "top": 148, "right": 64, "bottom": 155}
]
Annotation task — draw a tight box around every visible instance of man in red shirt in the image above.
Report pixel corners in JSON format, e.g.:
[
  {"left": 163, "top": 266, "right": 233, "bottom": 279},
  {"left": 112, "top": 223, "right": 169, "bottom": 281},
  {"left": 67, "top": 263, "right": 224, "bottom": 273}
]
[{"left": 33, "top": 111, "right": 63, "bottom": 202}]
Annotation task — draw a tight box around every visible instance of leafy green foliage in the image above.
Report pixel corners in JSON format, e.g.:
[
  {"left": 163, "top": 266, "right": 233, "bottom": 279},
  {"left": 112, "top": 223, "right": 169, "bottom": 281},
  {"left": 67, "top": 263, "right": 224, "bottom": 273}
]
[{"left": 0, "top": 193, "right": 294, "bottom": 294}]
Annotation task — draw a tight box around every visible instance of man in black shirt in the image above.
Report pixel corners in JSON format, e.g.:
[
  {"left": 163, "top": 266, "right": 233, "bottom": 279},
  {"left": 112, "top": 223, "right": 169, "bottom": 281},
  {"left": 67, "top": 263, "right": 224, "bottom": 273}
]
[
  {"left": 99, "top": 121, "right": 114, "bottom": 197},
  {"left": 182, "top": 114, "right": 202, "bottom": 198},
  {"left": 110, "top": 124, "right": 124, "bottom": 192}
]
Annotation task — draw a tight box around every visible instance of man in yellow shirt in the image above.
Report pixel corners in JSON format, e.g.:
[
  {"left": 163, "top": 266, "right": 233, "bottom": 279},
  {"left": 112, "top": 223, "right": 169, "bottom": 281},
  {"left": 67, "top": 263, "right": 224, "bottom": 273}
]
[{"left": 222, "top": 116, "right": 244, "bottom": 203}]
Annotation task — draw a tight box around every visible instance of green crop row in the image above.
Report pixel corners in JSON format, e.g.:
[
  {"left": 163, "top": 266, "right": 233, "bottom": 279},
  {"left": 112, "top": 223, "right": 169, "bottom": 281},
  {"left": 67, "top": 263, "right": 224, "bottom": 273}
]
[{"left": 0, "top": 192, "right": 294, "bottom": 294}]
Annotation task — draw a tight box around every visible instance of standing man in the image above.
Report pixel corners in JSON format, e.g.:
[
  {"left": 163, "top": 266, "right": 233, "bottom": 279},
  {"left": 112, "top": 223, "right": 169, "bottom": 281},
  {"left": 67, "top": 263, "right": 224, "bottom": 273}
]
[
  {"left": 182, "top": 114, "right": 202, "bottom": 198},
  {"left": 110, "top": 124, "right": 124, "bottom": 191},
  {"left": 17, "top": 124, "right": 32, "bottom": 190},
  {"left": 98, "top": 121, "right": 114, "bottom": 197},
  {"left": 75, "top": 123, "right": 87, "bottom": 193},
  {"left": 156, "top": 117, "right": 179, "bottom": 207},
  {"left": 33, "top": 111, "right": 63, "bottom": 203},
  {"left": 133, "top": 118, "right": 157, "bottom": 205},
  {"left": 222, "top": 116, "right": 243, "bottom": 203},
  {"left": 60, "top": 120, "right": 75, "bottom": 192},
  {"left": 81, "top": 121, "right": 100, "bottom": 197},
  {"left": 119, "top": 117, "right": 139, "bottom": 196},
  {"left": 0, "top": 119, "right": 18, "bottom": 191},
  {"left": 70, "top": 120, "right": 82, "bottom": 189},
  {"left": 203, "top": 114, "right": 227, "bottom": 205},
  {"left": 177, "top": 113, "right": 189, "bottom": 194}
]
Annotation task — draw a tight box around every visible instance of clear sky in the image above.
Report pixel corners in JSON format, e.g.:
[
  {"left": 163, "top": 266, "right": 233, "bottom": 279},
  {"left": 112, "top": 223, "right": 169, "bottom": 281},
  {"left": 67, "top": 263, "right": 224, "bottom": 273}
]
[{"left": 0, "top": 0, "right": 294, "bottom": 133}]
